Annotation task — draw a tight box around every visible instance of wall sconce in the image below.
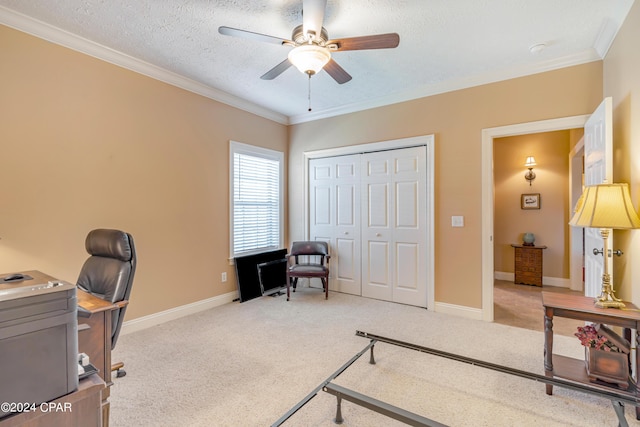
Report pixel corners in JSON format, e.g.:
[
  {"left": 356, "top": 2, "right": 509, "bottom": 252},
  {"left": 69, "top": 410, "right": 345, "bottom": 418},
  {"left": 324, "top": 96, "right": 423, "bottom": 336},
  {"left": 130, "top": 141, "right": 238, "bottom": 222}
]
[{"left": 524, "top": 156, "right": 536, "bottom": 186}]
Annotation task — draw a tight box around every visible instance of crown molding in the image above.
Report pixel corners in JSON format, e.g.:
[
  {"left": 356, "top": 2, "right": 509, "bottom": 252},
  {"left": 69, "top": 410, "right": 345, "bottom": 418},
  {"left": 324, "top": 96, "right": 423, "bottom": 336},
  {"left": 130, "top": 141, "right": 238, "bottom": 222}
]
[
  {"left": 593, "top": 0, "right": 635, "bottom": 58},
  {"left": 2, "top": 3, "right": 626, "bottom": 127},
  {"left": 0, "top": 6, "right": 289, "bottom": 125},
  {"left": 289, "top": 49, "right": 602, "bottom": 124}
]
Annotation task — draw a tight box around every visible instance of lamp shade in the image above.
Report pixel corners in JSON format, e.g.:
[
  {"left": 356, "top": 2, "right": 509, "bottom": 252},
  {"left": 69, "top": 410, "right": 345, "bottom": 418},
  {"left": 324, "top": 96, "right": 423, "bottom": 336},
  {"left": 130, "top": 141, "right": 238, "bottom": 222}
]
[
  {"left": 288, "top": 44, "right": 331, "bottom": 75},
  {"left": 525, "top": 156, "right": 537, "bottom": 167},
  {"left": 569, "top": 183, "right": 640, "bottom": 229}
]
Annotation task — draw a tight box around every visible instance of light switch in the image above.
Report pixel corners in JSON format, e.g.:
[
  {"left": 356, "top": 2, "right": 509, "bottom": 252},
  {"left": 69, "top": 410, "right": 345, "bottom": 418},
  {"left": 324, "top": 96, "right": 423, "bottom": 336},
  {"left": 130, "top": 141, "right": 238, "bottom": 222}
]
[{"left": 451, "top": 216, "right": 464, "bottom": 227}]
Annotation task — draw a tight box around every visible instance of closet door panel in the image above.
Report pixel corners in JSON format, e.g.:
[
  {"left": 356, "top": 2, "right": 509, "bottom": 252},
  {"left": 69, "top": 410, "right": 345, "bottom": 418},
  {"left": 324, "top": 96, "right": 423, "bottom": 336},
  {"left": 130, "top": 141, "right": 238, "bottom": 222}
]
[
  {"left": 391, "top": 147, "right": 427, "bottom": 306},
  {"left": 396, "top": 242, "right": 419, "bottom": 290},
  {"left": 309, "top": 155, "right": 361, "bottom": 295},
  {"left": 313, "top": 186, "right": 331, "bottom": 225},
  {"left": 336, "top": 238, "right": 356, "bottom": 283},
  {"left": 361, "top": 155, "right": 394, "bottom": 300}
]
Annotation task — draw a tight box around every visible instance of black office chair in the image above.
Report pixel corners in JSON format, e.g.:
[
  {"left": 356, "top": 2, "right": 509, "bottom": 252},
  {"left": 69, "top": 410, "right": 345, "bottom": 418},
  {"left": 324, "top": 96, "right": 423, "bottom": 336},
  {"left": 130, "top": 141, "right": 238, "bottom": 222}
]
[
  {"left": 285, "top": 241, "right": 330, "bottom": 301},
  {"left": 77, "top": 229, "right": 136, "bottom": 378}
]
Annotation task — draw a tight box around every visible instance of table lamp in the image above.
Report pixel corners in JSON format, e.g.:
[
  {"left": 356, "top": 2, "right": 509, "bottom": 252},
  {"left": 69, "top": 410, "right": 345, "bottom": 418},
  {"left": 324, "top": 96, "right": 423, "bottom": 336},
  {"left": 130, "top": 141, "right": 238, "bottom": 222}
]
[{"left": 569, "top": 183, "right": 640, "bottom": 308}]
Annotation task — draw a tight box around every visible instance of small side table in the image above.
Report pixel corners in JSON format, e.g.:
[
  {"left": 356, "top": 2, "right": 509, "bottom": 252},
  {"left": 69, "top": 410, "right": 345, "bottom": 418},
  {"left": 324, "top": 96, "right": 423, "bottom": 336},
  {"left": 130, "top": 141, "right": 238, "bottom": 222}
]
[
  {"left": 511, "top": 244, "right": 547, "bottom": 287},
  {"left": 542, "top": 291, "right": 640, "bottom": 420}
]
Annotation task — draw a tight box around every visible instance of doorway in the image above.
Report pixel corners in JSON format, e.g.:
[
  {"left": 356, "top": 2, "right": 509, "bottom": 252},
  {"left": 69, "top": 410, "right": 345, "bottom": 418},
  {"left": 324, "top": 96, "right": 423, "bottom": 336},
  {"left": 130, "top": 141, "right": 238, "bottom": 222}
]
[{"left": 481, "top": 115, "right": 590, "bottom": 321}]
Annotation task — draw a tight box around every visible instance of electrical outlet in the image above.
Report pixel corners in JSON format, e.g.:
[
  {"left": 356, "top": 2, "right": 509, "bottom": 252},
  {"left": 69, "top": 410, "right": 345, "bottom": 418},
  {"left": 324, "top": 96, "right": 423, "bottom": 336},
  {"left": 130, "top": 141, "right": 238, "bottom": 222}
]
[{"left": 221, "top": 272, "right": 227, "bottom": 282}]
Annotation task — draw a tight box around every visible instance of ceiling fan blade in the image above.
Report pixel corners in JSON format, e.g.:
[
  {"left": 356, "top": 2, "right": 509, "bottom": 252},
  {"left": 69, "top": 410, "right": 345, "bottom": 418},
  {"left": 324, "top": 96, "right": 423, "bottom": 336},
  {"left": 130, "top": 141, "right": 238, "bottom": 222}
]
[
  {"left": 218, "top": 26, "right": 290, "bottom": 46},
  {"left": 260, "top": 59, "right": 293, "bottom": 80},
  {"left": 324, "top": 59, "right": 352, "bottom": 84},
  {"left": 330, "top": 33, "right": 400, "bottom": 51},
  {"left": 302, "top": 0, "right": 327, "bottom": 41}
]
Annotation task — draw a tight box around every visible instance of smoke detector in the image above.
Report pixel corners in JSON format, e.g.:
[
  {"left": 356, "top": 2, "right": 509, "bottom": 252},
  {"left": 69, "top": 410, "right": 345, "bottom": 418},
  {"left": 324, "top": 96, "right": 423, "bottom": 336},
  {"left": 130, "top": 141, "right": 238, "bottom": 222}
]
[{"left": 529, "top": 43, "right": 546, "bottom": 54}]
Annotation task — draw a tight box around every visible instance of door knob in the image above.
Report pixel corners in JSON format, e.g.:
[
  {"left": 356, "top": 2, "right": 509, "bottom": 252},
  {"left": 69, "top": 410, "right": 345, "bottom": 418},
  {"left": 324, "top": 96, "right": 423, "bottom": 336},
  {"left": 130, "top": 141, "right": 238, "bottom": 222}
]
[
  {"left": 376, "top": 233, "right": 381, "bottom": 237},
  {"left": 594, "top": 248, "right": 624, "bottom": 257}
]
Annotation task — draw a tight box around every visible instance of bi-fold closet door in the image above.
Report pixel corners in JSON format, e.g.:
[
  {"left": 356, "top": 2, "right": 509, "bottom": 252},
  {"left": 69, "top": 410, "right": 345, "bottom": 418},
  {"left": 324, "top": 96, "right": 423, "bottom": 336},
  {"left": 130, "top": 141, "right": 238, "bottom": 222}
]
[
  {"left": 309, "top": 146, "right": 427, "bottom": 307},
  {"left": 309, "top": 154, "right": 362, "bottom": 296}
]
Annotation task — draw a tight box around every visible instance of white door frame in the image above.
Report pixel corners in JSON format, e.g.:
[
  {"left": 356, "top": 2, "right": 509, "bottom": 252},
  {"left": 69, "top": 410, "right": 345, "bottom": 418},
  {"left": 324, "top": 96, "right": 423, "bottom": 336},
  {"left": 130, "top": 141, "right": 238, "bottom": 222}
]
[
  {"left": 303, "top": 135, "right": 435, "bottom": 310},
  {"left": 569, "top": 139, "right": 585, "bottom": 292},
  {"left": 481, "top": 116, "right": 589, "bottom": 321}
]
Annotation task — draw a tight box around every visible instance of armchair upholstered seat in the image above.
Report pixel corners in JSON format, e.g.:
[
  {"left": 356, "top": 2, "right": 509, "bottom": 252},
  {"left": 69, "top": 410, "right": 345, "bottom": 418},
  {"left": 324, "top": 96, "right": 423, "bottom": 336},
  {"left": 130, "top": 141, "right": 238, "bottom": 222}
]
[{"left": 285, "top": 241, "right": 330, "bottom": 301}]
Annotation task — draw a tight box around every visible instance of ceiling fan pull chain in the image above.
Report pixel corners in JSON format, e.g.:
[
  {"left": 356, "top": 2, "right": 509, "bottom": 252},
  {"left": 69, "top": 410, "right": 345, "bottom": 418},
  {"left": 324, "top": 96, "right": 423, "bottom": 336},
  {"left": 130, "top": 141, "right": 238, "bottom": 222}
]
[{"left": 308, "top": 74, "right": 312, "bottom": 112}]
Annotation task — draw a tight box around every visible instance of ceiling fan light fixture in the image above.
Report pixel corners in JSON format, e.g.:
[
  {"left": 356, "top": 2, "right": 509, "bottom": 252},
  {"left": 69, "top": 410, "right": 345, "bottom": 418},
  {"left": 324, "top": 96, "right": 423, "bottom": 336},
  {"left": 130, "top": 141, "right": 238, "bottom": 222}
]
[{"left": 288, "top": 44, "right": 331, "bottom": 75}]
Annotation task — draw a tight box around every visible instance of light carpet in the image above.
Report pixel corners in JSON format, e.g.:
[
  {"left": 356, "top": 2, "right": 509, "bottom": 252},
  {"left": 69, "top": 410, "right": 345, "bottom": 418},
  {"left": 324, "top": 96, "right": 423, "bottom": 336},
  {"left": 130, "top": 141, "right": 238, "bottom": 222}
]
[{"left": 110, "top": 287, "right": 640, "bottom": 426}]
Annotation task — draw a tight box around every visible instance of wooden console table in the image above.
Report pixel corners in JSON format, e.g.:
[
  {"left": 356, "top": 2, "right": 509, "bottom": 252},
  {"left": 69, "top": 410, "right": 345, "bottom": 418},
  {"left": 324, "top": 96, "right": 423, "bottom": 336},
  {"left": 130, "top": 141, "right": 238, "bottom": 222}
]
[
  {"left": 542, "top": 291, "right": 640, "bottom": 419},
  {"left": 511, "top": 244, "right": 546, "bottom": 286}
]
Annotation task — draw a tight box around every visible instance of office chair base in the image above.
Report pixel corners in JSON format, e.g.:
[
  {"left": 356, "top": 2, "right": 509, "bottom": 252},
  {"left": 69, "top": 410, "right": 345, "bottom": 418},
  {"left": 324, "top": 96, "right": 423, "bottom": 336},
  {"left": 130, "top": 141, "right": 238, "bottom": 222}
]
[{"left": 112, "top": 361, "right": 126, "bottom": 378}]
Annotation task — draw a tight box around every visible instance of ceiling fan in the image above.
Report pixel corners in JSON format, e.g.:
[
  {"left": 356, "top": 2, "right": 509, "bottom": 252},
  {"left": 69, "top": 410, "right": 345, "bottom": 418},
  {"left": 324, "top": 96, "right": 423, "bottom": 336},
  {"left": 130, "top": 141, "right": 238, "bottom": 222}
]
[{"left": 218, "top": 0, "right": 400, "bottom": 84}]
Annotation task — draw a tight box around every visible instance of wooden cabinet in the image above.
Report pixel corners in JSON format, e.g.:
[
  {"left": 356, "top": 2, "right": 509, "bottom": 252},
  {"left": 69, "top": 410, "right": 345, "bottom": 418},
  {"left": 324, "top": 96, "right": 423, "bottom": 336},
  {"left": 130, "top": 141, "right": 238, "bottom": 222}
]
[{"left": 511, "top": 244, "right": 547, "bottom": 286}]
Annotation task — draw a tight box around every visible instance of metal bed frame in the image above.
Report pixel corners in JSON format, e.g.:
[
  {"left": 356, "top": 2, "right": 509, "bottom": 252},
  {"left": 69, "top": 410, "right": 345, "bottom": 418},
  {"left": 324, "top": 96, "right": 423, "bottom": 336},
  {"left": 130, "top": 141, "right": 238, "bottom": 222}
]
[{"left": 272, "top": 330, "right": 638, "bottom": 427}]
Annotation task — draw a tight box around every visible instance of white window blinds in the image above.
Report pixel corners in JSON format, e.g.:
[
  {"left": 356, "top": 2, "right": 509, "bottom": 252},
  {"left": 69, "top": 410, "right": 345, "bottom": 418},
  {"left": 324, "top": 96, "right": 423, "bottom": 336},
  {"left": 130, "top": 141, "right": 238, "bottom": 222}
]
[{"left": 230, "top": 141, "right": 283, "bottom": 256}]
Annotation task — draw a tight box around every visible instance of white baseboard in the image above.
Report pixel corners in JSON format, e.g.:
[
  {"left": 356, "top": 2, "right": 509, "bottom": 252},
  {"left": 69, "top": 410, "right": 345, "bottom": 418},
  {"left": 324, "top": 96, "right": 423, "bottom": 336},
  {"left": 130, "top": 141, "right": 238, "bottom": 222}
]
[
  {"left": 434, "top": 301, "right": 483, "bottom": 320},
  {"left": 494, "top": 271, "right": 571, "bottom": 288},
  {"left": 542, "top": 276, "right": 571, "bottom": 288},
  {"left": 436, "top": 273, "right": 574, "bottom": 323},
  {"left": 494, "top": 271, "right": 513, "bottom": 281},
  {"left": 119, "top": 275, "right": 573, "bottom": 336},
  {"left": 120, "top": 290, "right": 238, "bottom": 335}
]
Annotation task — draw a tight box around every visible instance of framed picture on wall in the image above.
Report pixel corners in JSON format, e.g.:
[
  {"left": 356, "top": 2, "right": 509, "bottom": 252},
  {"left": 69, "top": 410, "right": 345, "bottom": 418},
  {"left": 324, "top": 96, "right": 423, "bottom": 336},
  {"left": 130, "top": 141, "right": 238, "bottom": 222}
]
[{"left": 521, "top": 193, "right": 541, "bottom": 210}]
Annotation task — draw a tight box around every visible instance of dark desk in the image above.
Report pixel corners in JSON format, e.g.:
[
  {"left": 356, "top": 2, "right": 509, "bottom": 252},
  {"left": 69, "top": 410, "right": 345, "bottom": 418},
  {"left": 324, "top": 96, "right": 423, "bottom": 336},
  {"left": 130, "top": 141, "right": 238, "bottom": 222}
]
[
  {"left": 543, "top": 291, "right": 640, "bottom": 419},
  {"left": 77, "top": 288, "right": 118, "bottom": 427},
  {"left": 9, "top": 271, "right": 117, "bottom": 427},
  {"left": 0, "top": 374, "right": 105, "bottom": 427}
]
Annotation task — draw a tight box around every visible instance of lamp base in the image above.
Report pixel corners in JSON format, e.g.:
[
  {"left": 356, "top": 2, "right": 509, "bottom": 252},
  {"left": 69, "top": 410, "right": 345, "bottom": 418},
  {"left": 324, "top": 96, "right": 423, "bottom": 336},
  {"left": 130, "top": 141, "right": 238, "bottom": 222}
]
[
  {"left": 595, "top": 299, "right": 626, "bottom": 309},
  {"left": 594, "top": 292, "right": 626, "bottom": 309},
  {"left": 593, "top": 241, "right": 625, "bottom": 309}
]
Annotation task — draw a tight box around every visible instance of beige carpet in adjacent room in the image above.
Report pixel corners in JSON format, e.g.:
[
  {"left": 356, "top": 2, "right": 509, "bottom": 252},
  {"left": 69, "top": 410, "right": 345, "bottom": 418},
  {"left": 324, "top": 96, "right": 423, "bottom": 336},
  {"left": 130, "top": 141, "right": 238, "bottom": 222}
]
[{"left": 110, "top": 288, "right": 639, "bottom": 426}]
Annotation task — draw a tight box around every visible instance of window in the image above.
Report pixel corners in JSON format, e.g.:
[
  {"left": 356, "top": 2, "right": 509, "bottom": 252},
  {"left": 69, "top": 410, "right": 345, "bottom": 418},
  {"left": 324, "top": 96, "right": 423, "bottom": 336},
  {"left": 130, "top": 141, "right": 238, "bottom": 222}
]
[{"left": 230, "top": 141, "right": 283, "bottom": 257}]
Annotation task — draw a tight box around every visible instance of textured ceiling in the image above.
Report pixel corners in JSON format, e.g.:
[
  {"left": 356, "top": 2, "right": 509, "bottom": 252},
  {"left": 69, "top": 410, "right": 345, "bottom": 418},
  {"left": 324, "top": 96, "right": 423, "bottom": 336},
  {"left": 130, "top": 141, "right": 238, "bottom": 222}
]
[{"left": 0, "top": 1, "right": 634, "bottom": 124}]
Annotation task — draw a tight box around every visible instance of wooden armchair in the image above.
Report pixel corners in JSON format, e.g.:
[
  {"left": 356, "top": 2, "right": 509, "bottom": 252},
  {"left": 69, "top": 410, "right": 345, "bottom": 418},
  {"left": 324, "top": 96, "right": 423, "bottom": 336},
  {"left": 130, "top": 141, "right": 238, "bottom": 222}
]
[{"left": 285, "top": 241, "right": 330, "bottom": 301}]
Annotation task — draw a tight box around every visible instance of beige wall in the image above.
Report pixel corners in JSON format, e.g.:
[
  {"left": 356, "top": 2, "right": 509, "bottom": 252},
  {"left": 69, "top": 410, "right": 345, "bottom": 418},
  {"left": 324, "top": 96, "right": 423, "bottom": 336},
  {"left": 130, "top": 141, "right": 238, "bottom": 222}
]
[
  {"left": 0, "top": 25, "right": 288, "bottom": 319},
  {"left": 289, "top": 63, "right": 603, "bottom": 309},
  {"left": 5, "top": 11, "right": 629, "bottom": 317},
  {"left": 604, "top": 0, "right": 640, "bottom": 305},
  {"left": 493, "top": 131, "right": 572, "bottom": 280}
]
